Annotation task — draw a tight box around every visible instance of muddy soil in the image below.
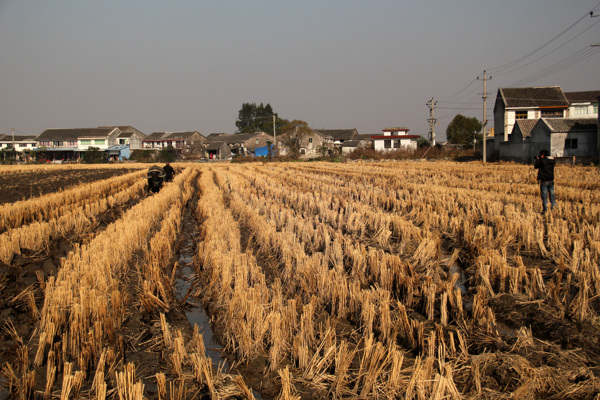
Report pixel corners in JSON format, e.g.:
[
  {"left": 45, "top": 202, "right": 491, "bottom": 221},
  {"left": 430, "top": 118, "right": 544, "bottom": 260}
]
[
  {"left": 0, "top": 182, "right": 143, "bottom": 398},
  {"left": 0, "top": 168, "right": 140, "bottom": 205}
]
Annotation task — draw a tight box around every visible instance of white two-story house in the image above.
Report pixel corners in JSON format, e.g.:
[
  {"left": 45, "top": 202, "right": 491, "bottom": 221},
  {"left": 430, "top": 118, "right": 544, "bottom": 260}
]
[
  {"left": 371, "top": 127, "right": 420, "bottom": 151},
  {"left": 0, "top": 134, "right": 37, "bottom": 152}
]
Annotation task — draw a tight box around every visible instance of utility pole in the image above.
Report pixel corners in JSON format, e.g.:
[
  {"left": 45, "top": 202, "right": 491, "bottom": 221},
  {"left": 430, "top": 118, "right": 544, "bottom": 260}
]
[
  {"left": 273, "top": 113, "right": 277, "bottom": 146},
  {"left": 11, "top": 128, "right": 15, "bottom": 161},
  {"left": 477, "top": 71, "right": 491, "bottom": 163},
  {"left": 426, "top": 98, "right": 437, "bottom": 145}
]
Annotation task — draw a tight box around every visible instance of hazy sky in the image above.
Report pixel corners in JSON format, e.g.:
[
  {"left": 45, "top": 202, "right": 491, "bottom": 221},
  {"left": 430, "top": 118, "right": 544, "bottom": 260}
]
[{"left": 1, "top": 1, "right": 599, "bottom": 141}]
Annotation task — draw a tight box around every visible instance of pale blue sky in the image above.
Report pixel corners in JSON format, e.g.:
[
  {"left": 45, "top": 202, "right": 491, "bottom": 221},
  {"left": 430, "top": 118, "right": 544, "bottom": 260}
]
[{"left": 1, "top": 0, "right": 599, "bottom": 141}]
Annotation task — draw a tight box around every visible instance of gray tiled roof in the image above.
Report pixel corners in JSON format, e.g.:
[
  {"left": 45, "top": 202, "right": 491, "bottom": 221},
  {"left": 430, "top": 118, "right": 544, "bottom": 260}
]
[
  {"left": 0, "top": 134, "right": 37, "bottom": 141},
  {"left": 144, "top": 131, "right": 203, "bottom": 141},
  {"left": 206, "top": 132, "right": 272, "bottom": 144},
  {"left": 144, "top": 132, "right": 168, "bottom": 141},
  {"left": 514, "top": 120, "right": 538, "bottom": 138},
  {"left": 165, "top": 131, "right": 201, "bottom": 140},
  {"left": 313, "top": 129, "right": 358, "bottom": 140},
  {"left": 341, "top": 140, "right": 361, "bottom": 147},
  {"left": 98, "top": 126, "right": 147, "bottom": 139},
  {"left": 37, "top": 128, "right": 116, "bottom": 140},
  {"left": 543, "top": 118, "right": 597, "bottom": 133},
  {"left": 564, "top": 91, "right": 600, "bottom": 103},
  {"left": 205, "top": 141, "right": 227, "bottom": 150},
  {"left": 499, "top": 87, "right": 569, "bottom": 108}
]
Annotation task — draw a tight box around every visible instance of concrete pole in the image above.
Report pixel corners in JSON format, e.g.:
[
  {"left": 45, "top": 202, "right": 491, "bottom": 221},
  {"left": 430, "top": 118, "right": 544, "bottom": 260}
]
[
  {"left": 478, "top": 71, "right": 491, "bottom": 163},
  {"left": 427, "top": 98, "right": 437, "bottom": 146}
]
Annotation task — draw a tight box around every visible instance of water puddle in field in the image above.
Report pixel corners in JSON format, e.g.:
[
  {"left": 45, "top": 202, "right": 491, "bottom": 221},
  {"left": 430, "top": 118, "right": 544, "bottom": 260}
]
[
  {"left": 449, "top": 264, "right": 467, "bottom": 295},
  {"left": 175, "top": 255, "right": 229, "bottom": 370},
  {"left": 494, "top": 321, "right": 517, "bottom": 338},
  {"left": 0, "top": 378, "right": 9, "bottom": 400},
  {"left": 176, "top": 256, "right": 265, "bottom": 400},
  {"left": 174, "top": 201, "right": 264, "bottom": 400}
]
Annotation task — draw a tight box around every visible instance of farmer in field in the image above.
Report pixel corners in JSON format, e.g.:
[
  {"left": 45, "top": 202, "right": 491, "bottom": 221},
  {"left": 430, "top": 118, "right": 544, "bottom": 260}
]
[
  {"left": 146, "top": 165, "right": 166, "bottom": 194},
  {"left": 163, "top": 162, "right": 175, "bottom": 182},
  {"left": 534, "top": 149, "right": 556, "bottom": 214}
]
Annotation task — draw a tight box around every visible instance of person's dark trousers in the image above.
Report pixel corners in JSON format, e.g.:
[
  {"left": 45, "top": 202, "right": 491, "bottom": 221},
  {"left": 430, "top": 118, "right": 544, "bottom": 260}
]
[{"left": 540, "top": 181, "right": 555, "bottom": 213}]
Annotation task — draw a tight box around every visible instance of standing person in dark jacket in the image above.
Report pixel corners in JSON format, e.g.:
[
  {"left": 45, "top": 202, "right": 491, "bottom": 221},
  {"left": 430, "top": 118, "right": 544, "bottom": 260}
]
[
  {"left": 163, "top": 162, "right": 175, "bottom": 182},
  {"left": 534, "top": 149, "right": 556, "bottom": 214}
]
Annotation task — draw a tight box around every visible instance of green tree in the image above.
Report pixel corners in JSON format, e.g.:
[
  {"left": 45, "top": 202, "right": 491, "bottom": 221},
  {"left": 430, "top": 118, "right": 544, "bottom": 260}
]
[
  {"left": 280, "top": 120, "right": 312, "bottom": 157},
  {"left": 235, "top": 102, "right": 287, "bottom": 135},
  {"left": 82, "top": 147, "right": 104, "bottom": 163},
  {"left": 159, "top": 145, "right": 177, "bottom": 162},
  {"left": 446, "top": 114, "right": 483, "bottom": 147},
  {"left": 417, "top": 137, "right": 431, "bottom": 148}
]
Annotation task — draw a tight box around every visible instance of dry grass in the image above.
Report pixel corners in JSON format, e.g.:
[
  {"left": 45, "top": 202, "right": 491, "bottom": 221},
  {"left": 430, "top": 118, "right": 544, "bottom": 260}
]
[{"left": 2, "top": 160, "right": 599, "bottom": 399}]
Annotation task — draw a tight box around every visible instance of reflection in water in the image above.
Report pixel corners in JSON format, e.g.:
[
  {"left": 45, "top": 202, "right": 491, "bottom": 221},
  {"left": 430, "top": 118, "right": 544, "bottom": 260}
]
[
  {"left": 175, "top": 264, "right": 229, "bottom": 370},
  {"left": 449, "top": 264, "right": 466, "bottom": 295}
]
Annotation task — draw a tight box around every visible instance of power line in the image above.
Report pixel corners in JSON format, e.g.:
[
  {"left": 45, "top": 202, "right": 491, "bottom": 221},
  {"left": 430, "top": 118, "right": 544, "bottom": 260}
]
[
  {"left": 488, "top": 4, "right": 598, "bottom": 74},
  {"left": 438, "top": 78, "right": 478, "bottom": 102},
  {"left": 508, "top": 46, "right": 600, "bottom": 87},
  {"left": 493, "top": 19, "right": 600, "bottom": 78}
]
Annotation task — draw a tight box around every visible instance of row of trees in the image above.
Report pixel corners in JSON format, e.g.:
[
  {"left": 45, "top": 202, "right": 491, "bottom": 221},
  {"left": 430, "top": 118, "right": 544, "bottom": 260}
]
[{"left": 235, "top": 102, "right": 484, "bottom": 152}]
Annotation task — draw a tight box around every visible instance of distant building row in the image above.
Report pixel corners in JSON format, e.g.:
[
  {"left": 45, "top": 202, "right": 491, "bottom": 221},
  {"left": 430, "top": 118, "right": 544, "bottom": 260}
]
[{"left": 1, "top": 124, "right": 425, "bottom": 161}]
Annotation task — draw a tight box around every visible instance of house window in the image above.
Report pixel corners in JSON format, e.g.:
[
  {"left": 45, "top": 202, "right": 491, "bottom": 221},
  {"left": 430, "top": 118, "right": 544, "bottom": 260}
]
[
  {"left": 395, "top": 140, "right": 402, "bottom": 148},
  {"left": 53, "top": 141, "right": 61, "bottom": 147},
  {"left": 119, "top": 139, "right": 127, "bottom": 145},
  {"left": 300, "top": 148, "right": 306, "bottom": 155},
  {"left": 18, "top": 143, "right": 26, "bottom": 148},
  {"left": 594, "top": 103, "right": 598, "bottom": 114},
  {"left": 66, "top": 141, "right": 77, "bottom": 147},
  {"left": 255, "top": 139, "right": 259, "bottom": 145},
  {"left": 95, "top": 139, "right": 105, "bottom": 145},
  {"left": 308, "top": 137, "right": 313, "bottom": 144},
  {"left": 81, "top": 140, "right": 92, "bottom": 145},
  {"left": 541, "top": 109, "right": 563, "bottom": 118},
  {"left": 565, "top": 138, "right": 578, "bottom": 149},
  {"left": 572, "top": 106, "right": 588, "bottom": 116},
  {"left": 384, "top": 139, "right": 392, "bottom": 149},
  {"left": 515, "top": 111, "right": 528, "bottom": 119}
]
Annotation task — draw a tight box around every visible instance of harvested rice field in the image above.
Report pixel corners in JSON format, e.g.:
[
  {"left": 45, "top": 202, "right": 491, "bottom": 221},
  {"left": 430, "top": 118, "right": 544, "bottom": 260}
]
[{"left": 1, "top": 161, "right": 600, "bottom": 399}]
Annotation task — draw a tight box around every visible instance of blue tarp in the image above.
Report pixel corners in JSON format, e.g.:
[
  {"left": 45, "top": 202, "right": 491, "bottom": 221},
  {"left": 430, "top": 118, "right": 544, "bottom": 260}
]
[
  {"left": 254, "top": 144, "right": 275, "bottom": 157},
  {"left": 107, "top": 145, "right": 130, "bottom": 161}
]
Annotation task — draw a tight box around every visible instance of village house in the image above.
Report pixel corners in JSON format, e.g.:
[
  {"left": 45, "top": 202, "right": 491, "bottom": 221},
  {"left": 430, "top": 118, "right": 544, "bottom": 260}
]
[
  {"left": 564, "top": 91, "right": 600, "bottom": 118},
  {"left": 298, "top": 130, "right": 333, "bottom": 158},
  {"left": 530, "top": 118, "right": 598, "bottom": 161},
  {"left": 493, "top": 87, "right": 599, "bottom": 163},
  {"left": 340, "top": 133, "right": 375, "bottom": 154},
  {"left": 36, "top": 127, "right": 122, "bottom": 162},
  {"left": 204, "top": 140, "right": 231, "bottom": 160},
  {"left": 493, "top": 87, "right": 569, "bottom": 147},
  {"left": 371, "top": 127, "right": 420, "bottom": 152},
  {"left": 0, "top": 134, "right": 37, "bottom": 152},
  {"left": 204, "top": 132, "right": 274, "bottom": 158},
  {"left": 98, "top": 126, "right": 147, "bottom": 149},
  {"left": 313, "top": 129, "right": 358, "bottom": 148},
  {"left": 142, "top": 131, "right": 205, "bottom": 154}
]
